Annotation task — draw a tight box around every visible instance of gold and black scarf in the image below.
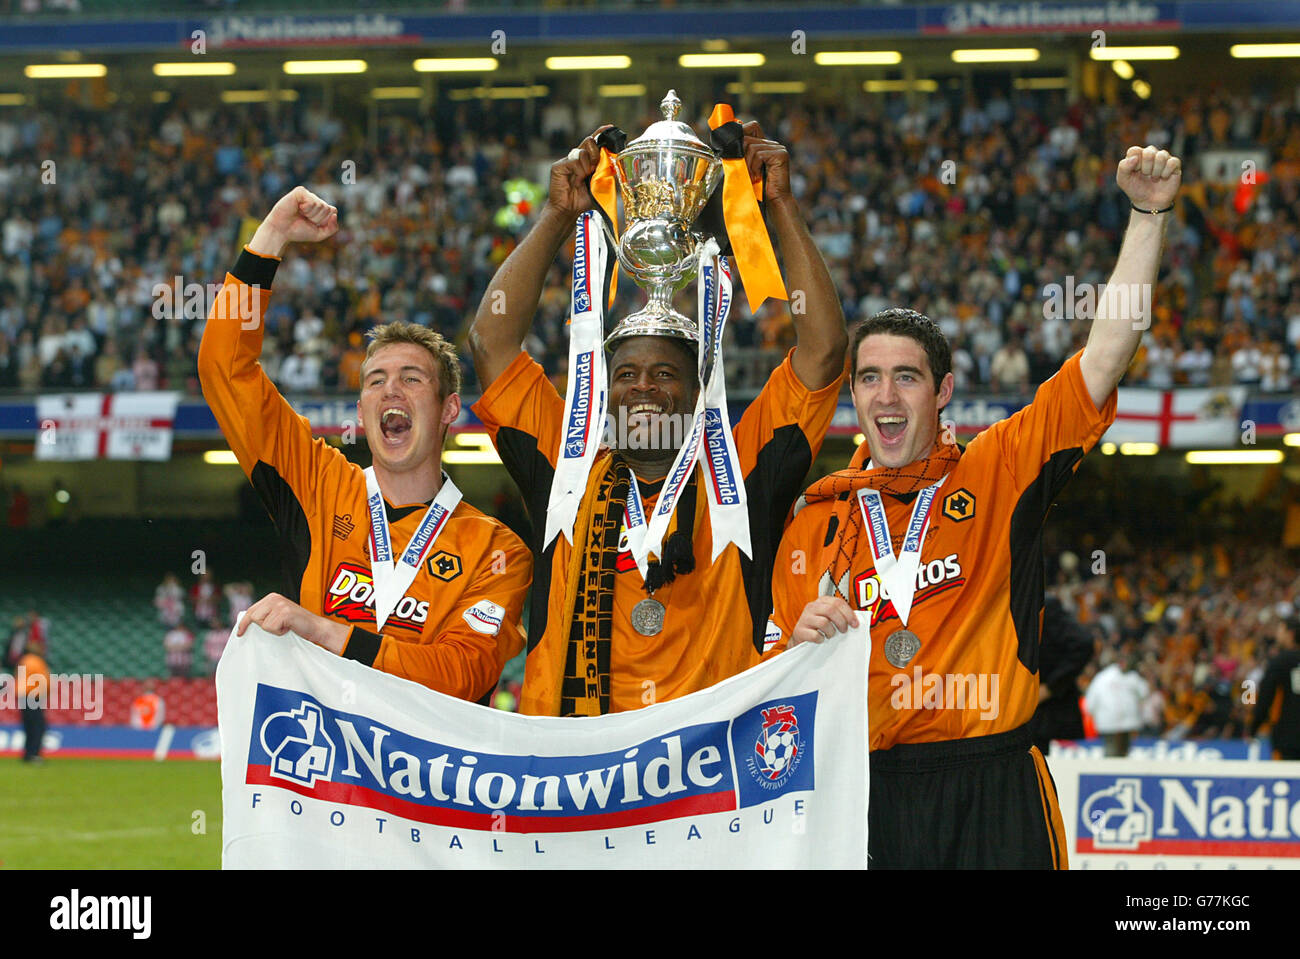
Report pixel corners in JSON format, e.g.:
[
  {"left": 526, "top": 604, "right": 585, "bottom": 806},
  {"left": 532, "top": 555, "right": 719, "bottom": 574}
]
[{"left": 558, "top": 455, "right": 698, "bottom": 716}]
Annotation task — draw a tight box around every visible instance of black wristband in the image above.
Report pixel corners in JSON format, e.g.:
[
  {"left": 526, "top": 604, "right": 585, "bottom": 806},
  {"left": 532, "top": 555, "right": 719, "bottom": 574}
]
[
  {"left": 1131, "top": 202, "right": 1174, "bottom": 215},
  {"left": 232, "top": 247, "right": 280, "bottom": 289}
]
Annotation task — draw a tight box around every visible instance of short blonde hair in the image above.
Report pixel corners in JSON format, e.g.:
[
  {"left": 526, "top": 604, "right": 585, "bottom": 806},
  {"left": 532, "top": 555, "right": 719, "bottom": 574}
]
[{"left": 362, "top": 322, "right": 461, "bottom": 399}]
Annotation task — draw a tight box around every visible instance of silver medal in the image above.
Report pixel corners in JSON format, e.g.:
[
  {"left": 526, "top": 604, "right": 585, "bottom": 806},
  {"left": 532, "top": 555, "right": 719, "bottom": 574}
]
[
  {"left": 884, "top": 628, "right": 921, "bottom": 669},
  {"left": 631, "top": 598, "right": 666, "bottom": 636}
]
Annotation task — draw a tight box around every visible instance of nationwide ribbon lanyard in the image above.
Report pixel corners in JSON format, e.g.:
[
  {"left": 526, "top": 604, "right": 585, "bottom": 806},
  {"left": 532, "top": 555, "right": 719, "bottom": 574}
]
[
  {"left": 632, "top": 238, "right": 720, "bottom": 570},
  {"left": 544, "top": 211, "right": 610, "bottom": 550},
  {"left": 364, "top": 467, "right": 463, "bottom": 632},
  {"left": 623, "top": 465, "right": 650, "bottom": 580},
  {"left": 699, "top": 252, "right": 751, "bottom": 561},
  {"left": 856, "top": 477, "right": 946, "bottom": 626}
]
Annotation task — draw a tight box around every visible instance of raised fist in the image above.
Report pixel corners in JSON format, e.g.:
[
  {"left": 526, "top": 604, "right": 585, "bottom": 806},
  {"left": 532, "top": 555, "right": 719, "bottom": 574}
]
[
  {"left": 1117, "top": 145, "right": 1181, "bottom": 212},
  {"left": 253, "top": 186, "right": 339, "bottom": 256}
]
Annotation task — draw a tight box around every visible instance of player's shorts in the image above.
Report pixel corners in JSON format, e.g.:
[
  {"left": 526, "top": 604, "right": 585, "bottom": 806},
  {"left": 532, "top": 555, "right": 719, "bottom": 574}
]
[{"left": 868, "top": 722, "right": 1068, "bottom": 869}]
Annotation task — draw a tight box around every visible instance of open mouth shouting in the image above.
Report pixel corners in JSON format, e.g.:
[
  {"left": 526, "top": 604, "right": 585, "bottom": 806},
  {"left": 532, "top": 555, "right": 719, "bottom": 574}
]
[
  {"left": 874, "top": 414, "right": 908, "bottom": 451},
  {"left": 378, "top": 406, "right": 413, "bottom": 447}
]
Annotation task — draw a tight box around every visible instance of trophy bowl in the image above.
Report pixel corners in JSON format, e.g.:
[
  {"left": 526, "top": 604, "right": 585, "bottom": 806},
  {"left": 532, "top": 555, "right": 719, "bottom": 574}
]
[{"left": 605, "top": 90, "right": 724, "bottom": 349}]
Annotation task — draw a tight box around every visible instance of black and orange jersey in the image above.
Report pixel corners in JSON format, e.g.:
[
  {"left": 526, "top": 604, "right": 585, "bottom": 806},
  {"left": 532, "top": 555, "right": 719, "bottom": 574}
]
[
  {"left": 198, "top": 248, "right": 531, "bottom": 702},
  {"left": 772, "top": 350, "right": 1116, "bottom": 751},
  {"left": 473, "top": 349, "right": 841, "bottom": 715}
]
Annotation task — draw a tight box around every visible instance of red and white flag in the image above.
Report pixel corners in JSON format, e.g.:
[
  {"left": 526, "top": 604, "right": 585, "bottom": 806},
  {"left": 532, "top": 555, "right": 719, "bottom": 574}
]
[
  {"left": 1105, "top": 388, "right": 1246, "bottom": 448},
  {"left": 35, "top": 392, "right": 180, "bottom": 461}
]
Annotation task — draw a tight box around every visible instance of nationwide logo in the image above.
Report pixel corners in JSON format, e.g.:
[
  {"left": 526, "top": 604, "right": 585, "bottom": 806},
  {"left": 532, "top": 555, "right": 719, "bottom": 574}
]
[
  {"left": 703, "top": 408, "right": 740, "bottom": 506},
  {"left": 462, "top": 600, "right": 504, "bottom": 636},
  {"left": 1077, "top": 773, "right": 1300, "bottom": 857},
  {"left": 261, "top": 702, "right": 336, "bottom": 788},
  {"left": 400, "top": 503, "right": 450, "bottom": 567},
  {"left": 938, "top": 1, "right": 1164, "bottom": 34},
  {"left": 324, "top": 562, "right": 429, "bottom": 629},
  {"left": 749, "top": 705, "right": 802, "bottom": 786},
  {"left": 564, "top": 351, "right": 594, "bottom": 458},
  {"left": 244, "top": 685, "right": 818, "bottom": 831},
  {"left": 572, "top": 217, "right": 591, "bottom": 315}
]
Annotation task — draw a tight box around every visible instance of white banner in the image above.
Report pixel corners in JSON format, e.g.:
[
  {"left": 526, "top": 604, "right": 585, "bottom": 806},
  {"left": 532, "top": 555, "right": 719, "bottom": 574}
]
[
  {"left": 1049, "top": 756, "right": 1300, "bottom": 869},
  {"left": 1105, "top": 387, "right": 1246, "bottom": 448},
  {"left": 34, "top": 392, "right": 179, "bottom": 461},
  {"left": 218, "top": 623, "right": 868, "bottom": 869}
]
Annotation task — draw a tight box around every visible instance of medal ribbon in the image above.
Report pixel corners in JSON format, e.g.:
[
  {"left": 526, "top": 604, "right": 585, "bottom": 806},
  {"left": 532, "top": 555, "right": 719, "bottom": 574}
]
[
  {"left": 700, "top": 253, "right": 751, "bottom": 561},
  {"left": 544, "top": 211, "right": 610, "bottom": 550},
  {"left": 633, "top": 238, "right": 717, "bottom": 568},
  {"left": 856, "top": 477, "right": 946, "bottom": 626},
  {"left": 364, "top": 467, "right": 463, "bottom": 632},
  {"left": 623, "top": 465, "right": 650, "bottom": 580}
]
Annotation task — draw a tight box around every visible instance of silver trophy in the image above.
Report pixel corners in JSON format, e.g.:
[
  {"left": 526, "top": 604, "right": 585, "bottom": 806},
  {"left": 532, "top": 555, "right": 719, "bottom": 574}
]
[{"left": 603, "top": 90, "right": 724, "bottom": 349}]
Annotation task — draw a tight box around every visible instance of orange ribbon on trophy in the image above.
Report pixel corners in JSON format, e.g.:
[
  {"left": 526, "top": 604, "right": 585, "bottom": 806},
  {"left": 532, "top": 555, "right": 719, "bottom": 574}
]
[
  {"left": 587, "top": 127, "right": 626, "bottom": 310},
  {"left": 707, "top": 103, "right": 787, "bottom": 314}
]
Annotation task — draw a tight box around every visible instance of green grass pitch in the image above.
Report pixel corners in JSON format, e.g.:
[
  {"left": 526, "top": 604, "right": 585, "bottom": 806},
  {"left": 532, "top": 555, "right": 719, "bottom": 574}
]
[{"left": 0, "top": 759, "right": 223, "bottom": 869}]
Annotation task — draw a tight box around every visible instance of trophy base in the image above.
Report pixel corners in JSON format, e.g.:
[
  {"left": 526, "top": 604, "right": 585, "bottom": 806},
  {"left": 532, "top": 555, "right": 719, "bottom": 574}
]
[{"left": 604, "top": 304, "right": 701, "bottom": 351}]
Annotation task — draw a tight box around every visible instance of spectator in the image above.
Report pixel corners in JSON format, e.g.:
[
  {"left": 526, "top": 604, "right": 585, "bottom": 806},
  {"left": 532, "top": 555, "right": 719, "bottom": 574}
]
[
  {"left": 990, "top": 335, "right": 1030, "bottom": 393},
  {"left": 154, "top": 572, "right": 184, "bottom": 628},
  {"left": 202, "top": 618, "right": 229, "bottom": 675},
  {"left": 1084, "top": 651, "right": 1150, "bottom": 757},
  {"left": 163, "top": 623, "right": 194, "bottom": 678},
  {"left": 129, "top": 680, "right": 166, "bottom": 730}
]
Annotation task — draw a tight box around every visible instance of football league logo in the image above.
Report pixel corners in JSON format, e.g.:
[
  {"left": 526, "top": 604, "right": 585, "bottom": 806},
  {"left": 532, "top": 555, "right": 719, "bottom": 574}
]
[{"left": 752, "top": 704, "right": 802, "bottom": 784}]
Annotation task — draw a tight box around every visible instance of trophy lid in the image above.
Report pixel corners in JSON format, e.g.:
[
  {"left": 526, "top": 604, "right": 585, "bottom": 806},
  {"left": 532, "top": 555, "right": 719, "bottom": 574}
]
[{"left": 624, "top": 90, "right": 712, "bottom": 156}]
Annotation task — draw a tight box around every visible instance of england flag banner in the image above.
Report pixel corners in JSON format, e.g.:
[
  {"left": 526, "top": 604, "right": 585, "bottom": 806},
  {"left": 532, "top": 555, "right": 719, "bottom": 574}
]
[
  {"left": 1105, "top": 387, "right": 1246, "bottom": 448},
  {"left": 217, "top": 623, "right": 868, "bottom": 868},
  {"left": 35, "top": 392, "right": 180, "bottom": 461}
]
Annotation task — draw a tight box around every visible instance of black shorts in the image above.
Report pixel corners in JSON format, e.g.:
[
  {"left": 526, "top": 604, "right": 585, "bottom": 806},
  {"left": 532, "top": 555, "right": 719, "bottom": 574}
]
[{"left": 868, "top": 723, "right": 1068, "bottom": 869}]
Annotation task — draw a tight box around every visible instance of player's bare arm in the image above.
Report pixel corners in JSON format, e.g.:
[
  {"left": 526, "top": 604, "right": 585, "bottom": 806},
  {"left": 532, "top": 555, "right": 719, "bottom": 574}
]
[
  {"left": 1079, "top": 145, "right": 1182, "bottom": 409},
  {"left": 741, "top": 121, "right": 847, "bottom": 391},
  {"left": 468, "top": 128, "right": 610, "bottom": 389}
]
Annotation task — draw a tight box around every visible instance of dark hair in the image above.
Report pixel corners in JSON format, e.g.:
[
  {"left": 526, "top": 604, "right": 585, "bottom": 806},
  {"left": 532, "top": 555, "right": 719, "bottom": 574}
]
[
  {"left": 849, "top": 308, "right": 952, "bottom": 393},
  {"left": 608, "top": 335, "right": 700, "bottom": 390}
]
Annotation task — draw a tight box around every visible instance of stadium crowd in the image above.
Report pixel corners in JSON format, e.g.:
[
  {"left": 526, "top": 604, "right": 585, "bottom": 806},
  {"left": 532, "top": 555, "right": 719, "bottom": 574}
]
[{"left": 1, "top": 87, "right": 1298, "bottom": 398}]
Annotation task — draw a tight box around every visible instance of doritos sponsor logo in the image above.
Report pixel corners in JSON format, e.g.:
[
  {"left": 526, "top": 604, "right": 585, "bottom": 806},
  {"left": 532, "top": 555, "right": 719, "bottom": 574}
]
[
  {"left": 564, "top": 351, "right": 594, "bottom": 459},
  {"left": 852, "top": 553, "right": 964, "bottom": 628},
  {"left": 325, "top": 562, "right": 429, "bottom": 629},
  {"left": 1077, "top": 773, "right": 1300, "bottom": 858},
  {"left": 244, "top": 684, "right": 814, "bottom": 832},
  {"left": 462, "top": 600, "right": 504, "bottom": 636},
  {"left": 616, "top": 525, "right": 638, "bottom": 574},
  {"left": 703, "top": 408, "right": 740, "bottom": 506}
]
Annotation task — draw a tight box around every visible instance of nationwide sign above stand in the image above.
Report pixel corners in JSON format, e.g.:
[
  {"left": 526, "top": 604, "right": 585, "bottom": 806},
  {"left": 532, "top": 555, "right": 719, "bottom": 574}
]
[{"left": 2, "top": 2, "right": 1300, "bottom": 50}]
